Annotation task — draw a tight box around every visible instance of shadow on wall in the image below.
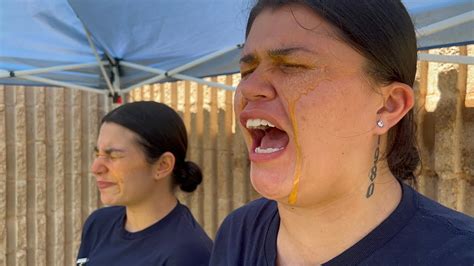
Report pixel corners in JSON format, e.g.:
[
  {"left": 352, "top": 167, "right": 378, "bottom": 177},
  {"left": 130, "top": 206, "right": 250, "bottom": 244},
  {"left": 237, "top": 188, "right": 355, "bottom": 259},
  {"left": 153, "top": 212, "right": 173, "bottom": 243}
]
[{"left": 415, "top": 55, "right": 474, "bottom": 215}]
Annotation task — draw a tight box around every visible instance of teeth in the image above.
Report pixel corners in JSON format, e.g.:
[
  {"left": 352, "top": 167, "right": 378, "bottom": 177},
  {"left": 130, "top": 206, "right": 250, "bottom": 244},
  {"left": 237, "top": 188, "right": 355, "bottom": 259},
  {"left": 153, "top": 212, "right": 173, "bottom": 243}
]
[
  {"left": 255, "top": 147, "right": 284, "bottom": 154},
  {"left": 246, "top": 118, "right": 275, "bottom": 129}
]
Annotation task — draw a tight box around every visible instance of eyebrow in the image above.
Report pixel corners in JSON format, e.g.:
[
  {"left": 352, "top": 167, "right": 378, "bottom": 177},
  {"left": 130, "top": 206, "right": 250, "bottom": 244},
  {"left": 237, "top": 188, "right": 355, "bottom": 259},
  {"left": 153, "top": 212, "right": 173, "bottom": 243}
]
[
  {"left": 268, "top": 47, "right": 313, "bottom": 58},
  {"left": 239, "top": 46, "right": 315, "bottom": 64},
  {"left": 94, "top": 147, "right": 126, "bottom": 154},
  {"left": 239, "top": 54, "right": 257, "bottom": 65}
]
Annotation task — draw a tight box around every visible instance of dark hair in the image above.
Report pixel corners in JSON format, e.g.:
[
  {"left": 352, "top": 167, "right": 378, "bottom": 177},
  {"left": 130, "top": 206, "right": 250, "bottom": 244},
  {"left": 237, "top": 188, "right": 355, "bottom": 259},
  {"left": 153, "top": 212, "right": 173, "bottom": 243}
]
[
  {"left": 246, "top": 0, "right": 419, "bottom": 181},
  {"left": 101, "top": 101, "right": 203, "bottom": 192}
]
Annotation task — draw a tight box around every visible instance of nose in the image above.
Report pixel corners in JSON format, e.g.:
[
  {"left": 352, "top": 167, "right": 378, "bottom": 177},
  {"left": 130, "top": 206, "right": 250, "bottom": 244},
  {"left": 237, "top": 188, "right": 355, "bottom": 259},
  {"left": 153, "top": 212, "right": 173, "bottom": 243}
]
[
  {"left": 91, "top": 157, "right": 108, "bottom": 177},
  {"left": 238, "top": 67, "right": 276, "bottom": 103}
]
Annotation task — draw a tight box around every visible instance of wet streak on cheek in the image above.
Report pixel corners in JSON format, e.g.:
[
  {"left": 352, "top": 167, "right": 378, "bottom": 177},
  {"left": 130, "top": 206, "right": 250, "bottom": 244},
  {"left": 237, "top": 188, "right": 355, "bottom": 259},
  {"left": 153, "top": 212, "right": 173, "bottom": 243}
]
[
  {"left": 284, "top": 67, "right": 328, "bottom": 204},
  {"left": 287, "top": 102, "right": 302, "bottom": 204}
]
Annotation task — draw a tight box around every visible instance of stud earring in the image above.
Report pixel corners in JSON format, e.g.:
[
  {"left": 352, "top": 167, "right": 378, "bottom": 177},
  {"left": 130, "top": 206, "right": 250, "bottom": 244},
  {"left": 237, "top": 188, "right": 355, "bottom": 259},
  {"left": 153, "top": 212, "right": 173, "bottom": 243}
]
[{"left": 377, "top": 119, "right": 384, "bottom": 128}]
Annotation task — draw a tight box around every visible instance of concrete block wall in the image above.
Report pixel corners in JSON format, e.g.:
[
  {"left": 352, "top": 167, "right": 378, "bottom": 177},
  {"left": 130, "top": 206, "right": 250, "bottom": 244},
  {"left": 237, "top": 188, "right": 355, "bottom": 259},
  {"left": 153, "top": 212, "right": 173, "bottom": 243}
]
[
  {"left": 0, "top": 45, "right": 472, "bottom": 265},
  {"left": 415, "top": 46, "right": 474, "bottom": 215},
  {"left": 0, "top": 87, "right": 110, "bottom": 266}
]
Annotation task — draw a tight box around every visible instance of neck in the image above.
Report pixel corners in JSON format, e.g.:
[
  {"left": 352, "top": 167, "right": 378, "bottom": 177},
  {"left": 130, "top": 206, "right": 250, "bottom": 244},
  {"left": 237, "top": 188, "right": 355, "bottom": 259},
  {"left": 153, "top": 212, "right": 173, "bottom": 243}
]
[
  {"left": 276, "top": 170, "right": 402, "bottom": 265},
  {"left": 124, "top": 191, "right": 177, "bottom": 233}
]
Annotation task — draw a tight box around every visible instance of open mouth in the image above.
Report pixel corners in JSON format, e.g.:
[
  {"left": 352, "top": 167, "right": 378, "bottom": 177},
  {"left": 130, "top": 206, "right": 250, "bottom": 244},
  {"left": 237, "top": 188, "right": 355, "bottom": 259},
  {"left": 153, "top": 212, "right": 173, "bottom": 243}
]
[{"left": 246, "top": 118, "right": 289, "bottom": 154}]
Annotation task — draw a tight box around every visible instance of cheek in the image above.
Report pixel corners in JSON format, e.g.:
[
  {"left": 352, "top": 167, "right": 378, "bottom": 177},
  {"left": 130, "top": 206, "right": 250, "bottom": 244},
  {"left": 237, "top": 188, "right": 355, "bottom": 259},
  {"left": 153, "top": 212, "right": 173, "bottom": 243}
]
[
  {"left": 106, "top": 165, "right": 124, "bottom": 182},
  {"left": 276, "top": 69, "right": 328, "bottom": 107},
  {"left": 297, "top": 88, "right": 343, "bottom": 134},
  {"left": 106, "top": 167, "right": 125, "bottom": 194},
  {"left": 109, "top": 162, "right": 144, "bottom": 191},
  {"left": 296, "top": 79, "right": 378, "bottom": 137}
]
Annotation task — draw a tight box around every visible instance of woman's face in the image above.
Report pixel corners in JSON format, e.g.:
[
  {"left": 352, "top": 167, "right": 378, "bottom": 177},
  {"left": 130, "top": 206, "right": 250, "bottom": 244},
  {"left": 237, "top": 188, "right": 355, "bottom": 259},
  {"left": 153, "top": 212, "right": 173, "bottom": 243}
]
[
  {"left": 91, "top": 122, "right": 157, "bottom": 206},
  {"left": 236, "top": 5, "right": 383, "bottom": 205}
]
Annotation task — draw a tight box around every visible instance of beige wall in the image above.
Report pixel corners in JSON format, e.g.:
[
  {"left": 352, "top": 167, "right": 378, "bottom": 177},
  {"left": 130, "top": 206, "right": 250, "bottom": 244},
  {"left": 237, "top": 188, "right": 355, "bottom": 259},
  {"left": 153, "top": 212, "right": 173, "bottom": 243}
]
[
  {"left": 0, "top": 46, "right": 473, "bottom": 265},
  {"left": 0, "top": 87, "right": 109, "bottom": 266},
  {"left": 415, "top": 46, "right": 474, "bottom": 214}
]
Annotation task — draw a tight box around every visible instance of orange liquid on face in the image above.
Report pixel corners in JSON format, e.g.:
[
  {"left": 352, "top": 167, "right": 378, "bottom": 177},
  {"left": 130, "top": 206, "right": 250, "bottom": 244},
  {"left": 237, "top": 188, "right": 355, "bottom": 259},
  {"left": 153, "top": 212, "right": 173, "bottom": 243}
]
[
  {"left": 238, "top": 63, "right": 328, "bottom": 205},
  {"left": 288, "top": 101, "right": 302, "bottom": 204},
  {"left": 284, "top": 68, "right": 328, "bottom": 205}
]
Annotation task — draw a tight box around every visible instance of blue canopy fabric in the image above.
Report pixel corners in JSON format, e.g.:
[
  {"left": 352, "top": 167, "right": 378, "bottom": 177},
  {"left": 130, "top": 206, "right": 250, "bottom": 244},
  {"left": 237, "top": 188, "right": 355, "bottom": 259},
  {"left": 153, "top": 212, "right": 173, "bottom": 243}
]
[{"left": 1, "top": 0, "right": 473, "bottom": 94}]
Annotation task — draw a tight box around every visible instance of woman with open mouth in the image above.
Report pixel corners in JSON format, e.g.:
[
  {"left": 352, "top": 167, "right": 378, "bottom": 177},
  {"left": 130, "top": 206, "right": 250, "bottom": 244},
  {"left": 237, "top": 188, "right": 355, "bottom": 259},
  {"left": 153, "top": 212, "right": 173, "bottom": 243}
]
[{"left": 210, "top": 0, "right": 474, "bottom": 265}]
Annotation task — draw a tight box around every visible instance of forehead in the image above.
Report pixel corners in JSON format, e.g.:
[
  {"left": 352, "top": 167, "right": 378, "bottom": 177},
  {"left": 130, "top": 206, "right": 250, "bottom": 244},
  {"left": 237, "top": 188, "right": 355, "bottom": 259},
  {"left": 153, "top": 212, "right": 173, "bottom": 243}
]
[
  {"left": 244, "top": 5, "right": 340, "bottom": 55},
  {"left": 96, "top": 122, "right": 139, "bottom": 149}
]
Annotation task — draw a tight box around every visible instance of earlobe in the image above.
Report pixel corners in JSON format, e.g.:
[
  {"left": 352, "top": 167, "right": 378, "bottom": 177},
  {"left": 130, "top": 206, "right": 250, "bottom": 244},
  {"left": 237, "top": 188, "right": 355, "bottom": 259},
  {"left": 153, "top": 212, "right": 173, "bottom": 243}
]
[
  {"left": 375, "top": 82, "right": 414, "bottom": 134},
  {"left": 154, "top": 152, "right": 176, "bottom": 181}
]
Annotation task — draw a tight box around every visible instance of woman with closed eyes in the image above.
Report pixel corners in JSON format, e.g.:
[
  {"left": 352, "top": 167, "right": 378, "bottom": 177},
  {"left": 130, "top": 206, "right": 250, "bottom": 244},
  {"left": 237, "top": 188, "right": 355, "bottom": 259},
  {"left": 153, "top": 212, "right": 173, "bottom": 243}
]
[
  {"left": 210, "top": 1, "right": 474, "bottom": 265},
  {"left": 77, "top": 101, "right": 212, "bottom": 266}
]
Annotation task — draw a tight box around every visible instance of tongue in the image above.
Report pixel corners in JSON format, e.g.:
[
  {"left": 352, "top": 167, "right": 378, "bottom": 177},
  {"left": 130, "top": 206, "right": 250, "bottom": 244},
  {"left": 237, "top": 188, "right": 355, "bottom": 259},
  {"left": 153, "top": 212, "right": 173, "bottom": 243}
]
[{"left": 260, "top": 128, "right": 289, "bottom": 149}]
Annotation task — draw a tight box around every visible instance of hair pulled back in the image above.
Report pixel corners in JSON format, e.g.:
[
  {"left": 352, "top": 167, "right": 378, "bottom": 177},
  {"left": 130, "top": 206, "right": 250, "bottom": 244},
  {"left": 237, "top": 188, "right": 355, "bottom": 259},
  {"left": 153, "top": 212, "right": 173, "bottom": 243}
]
[{"left": 101, "top": 101, "right": 202, "bottom": 192}]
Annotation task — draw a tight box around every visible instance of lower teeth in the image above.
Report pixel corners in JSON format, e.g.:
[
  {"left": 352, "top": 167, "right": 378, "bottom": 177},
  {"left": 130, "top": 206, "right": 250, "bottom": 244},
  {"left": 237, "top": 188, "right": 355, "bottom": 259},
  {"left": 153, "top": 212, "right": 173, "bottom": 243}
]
[{"left": 255, "top": 147, "right": 284, "bottom": 154}]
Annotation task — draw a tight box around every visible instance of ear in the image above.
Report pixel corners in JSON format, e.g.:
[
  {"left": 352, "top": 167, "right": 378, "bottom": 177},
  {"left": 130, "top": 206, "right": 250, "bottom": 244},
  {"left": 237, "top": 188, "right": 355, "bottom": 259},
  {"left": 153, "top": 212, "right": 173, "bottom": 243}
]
[
  {"left": 153, "top": 152, "right": 176, "bottom": 181},
  {"left": 375, "top": 82, "right": 414, "bottom": 134}
]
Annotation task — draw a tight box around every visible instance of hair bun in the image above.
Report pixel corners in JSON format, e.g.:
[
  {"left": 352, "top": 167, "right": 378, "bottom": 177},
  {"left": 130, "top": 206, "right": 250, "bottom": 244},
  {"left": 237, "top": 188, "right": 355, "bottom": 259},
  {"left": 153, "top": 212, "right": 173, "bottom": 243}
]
[{"left": 174, "top": 161, "right": 203, "bottom": 192}]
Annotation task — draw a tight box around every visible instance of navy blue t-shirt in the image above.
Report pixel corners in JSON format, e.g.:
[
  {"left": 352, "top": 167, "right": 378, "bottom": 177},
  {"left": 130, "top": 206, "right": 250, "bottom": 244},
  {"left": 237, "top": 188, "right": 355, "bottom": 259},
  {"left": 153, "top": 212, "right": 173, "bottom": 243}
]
[
  {"left": 210, "top": 183, "right": 474, "bottom": 265},
  {"left": 77, "top": 202, "right": 212, "bottom": 266}
]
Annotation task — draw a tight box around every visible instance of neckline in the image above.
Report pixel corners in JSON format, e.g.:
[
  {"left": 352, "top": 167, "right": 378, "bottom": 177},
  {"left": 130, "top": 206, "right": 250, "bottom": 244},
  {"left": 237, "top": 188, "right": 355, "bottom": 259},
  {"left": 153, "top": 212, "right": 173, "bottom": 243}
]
[
  {"left": 117, "top": 202, "right": 182, "bottom": 240},
  {"left": 264, "top": 182, "right": 418, "bottom": 265}
]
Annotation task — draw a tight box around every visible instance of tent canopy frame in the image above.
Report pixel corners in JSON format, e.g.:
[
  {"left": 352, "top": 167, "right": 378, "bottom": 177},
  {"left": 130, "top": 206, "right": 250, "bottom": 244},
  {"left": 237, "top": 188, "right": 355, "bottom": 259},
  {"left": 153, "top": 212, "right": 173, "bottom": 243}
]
[{"left": 0, "top": 0, "right": 473, "bottom": 101}]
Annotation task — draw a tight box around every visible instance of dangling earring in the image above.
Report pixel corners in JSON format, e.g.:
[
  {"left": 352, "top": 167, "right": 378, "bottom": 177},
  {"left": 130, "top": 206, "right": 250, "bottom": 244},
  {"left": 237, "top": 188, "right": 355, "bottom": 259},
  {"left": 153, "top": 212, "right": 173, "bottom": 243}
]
[{"left": 366, "top": 121, "right": 382, "bottom": 198}]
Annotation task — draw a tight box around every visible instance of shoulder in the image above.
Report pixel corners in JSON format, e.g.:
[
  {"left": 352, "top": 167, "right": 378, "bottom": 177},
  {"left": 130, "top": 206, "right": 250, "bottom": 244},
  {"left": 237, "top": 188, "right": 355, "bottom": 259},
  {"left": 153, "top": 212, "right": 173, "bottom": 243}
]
[
  {"left": 164, "top": 204, "right": 213, "bottom": 265},
  {"left": 82, "top": 206, "right": 124, "bottom": 234},
  {"left": 424, "top": 231, "right": 474, "bottom": 264},
  {"left": 413, "top": 188, "right": 474, "bottom": 235},
  {"left": 210, "top": 198, "right": 277, "bottom": 265},
  {"left": 84, "top": 206, "right": 124, "bottom": 226},
  {"left": 169, "top": 239, "right": 212, "bottom": 266},
  {"left": 218, "top": 197, "right": 277, "bottom": 231},
  {"left": 77, "top": 206, "right": 124, "bottom": 259},
  {"left": 170, "top": 204, "right": 213, "bottom": 249},
  {"left": 172, "top": 204, "right": 213, "bottom": 244},
  {"left": 408, "top": 187, "right": 474, "bottom": 261},
  {"left": 214, "top": 197, "right": 277, "bottom": 242}
]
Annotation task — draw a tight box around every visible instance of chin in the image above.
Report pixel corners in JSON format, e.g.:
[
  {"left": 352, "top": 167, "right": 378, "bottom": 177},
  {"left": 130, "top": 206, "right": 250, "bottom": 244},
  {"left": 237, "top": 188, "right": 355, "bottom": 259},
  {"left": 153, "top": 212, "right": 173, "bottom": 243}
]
[
  {"left": 100, "top": 194, "right": 120, "bottom": 206},
  {"left": 250, "top": 167, "right": 293, "bottom": 201}
]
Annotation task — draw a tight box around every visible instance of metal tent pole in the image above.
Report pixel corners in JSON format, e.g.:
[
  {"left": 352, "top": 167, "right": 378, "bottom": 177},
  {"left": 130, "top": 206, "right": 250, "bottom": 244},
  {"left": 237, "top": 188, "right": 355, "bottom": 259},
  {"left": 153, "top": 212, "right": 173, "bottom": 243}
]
[
  {"left": 123, "top": 45, "right": 240, "bottom": 92},
  {"left": 418, "top": 53, "right": 474, "bottom": 65},
  {"left": 120, "top": 61, "right": 236, "bottom": 92},
  {"left": 416, "top": 11, "right": 474, "bottom": 38}
]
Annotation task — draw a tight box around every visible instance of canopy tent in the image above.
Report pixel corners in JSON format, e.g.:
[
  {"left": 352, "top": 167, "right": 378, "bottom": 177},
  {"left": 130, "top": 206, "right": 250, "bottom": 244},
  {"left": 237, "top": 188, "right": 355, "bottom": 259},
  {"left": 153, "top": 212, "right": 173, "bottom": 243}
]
[{"left": 1, "top": 0, "right": 473, "bottom": 101}]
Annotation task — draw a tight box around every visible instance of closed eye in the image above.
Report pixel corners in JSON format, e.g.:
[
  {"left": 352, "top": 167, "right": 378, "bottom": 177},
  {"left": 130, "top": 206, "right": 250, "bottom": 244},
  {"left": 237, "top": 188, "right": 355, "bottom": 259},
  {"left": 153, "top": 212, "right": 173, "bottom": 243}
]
[
  {"left": 109, "top": 152, "right": 125, "bottom": 160},
  {"left": 280, "top": 63, "right": 307, "bottom": 69},
  {"left": 279, "top": 63, "right": 311, "bottom": 74},
  {"left": 94, "top": 147, "right": 126, "bottom": 161}
]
